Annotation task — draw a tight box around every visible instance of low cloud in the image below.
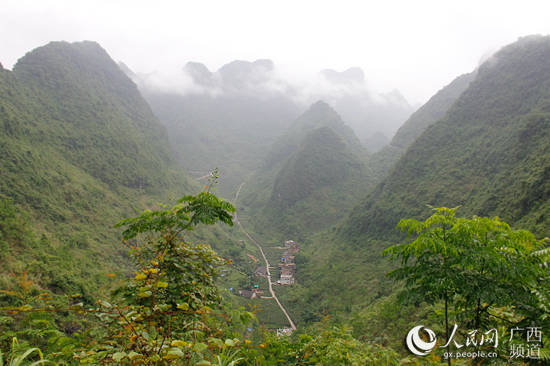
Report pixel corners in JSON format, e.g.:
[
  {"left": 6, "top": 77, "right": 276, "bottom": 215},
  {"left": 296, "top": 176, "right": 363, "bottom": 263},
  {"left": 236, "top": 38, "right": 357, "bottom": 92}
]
[
  {"left": 125, "top": 59, "right": 415, "bottom": 142},
  {"left": 127, "top": 59, "right": 408, "bottom": 107}
]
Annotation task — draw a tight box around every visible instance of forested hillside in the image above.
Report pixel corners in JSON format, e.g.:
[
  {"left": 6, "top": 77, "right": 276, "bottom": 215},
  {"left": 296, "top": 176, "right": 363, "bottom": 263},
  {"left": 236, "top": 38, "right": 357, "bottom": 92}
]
[
  {"left": 0, "top": 41, "right": 197, "bottom": 300},
  {"left": 345, "top": 35, "right": 550, "bottom": 240},
  {"left": 240, "top": 101, "right": 374, "bottom": 240},
  {"left": 280, "top": 36, "right": 550, "bottom": 342},
  {"left": 1, "top": 34, "right": 549, "bottom": 365},
  {"left": 367, "top": 71, "right": 476, "bottom": 180}
]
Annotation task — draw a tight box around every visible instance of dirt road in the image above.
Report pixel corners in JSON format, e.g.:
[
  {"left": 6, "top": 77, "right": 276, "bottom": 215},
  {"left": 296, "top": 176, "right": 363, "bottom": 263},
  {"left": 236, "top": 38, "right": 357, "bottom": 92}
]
[{"left": 233, "top": 182, "right": 296, "bottom": 330}]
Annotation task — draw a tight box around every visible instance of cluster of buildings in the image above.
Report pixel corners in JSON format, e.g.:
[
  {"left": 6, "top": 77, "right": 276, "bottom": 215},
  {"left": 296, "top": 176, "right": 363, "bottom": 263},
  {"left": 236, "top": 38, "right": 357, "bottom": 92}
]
[
  {"left": 238, "top": 240, "right": 300, "bottom": 300},
  {"left": 277, "top": 240, "right": 299, "bottom": 285},
  {"left": 276, "top": 327, "right": 294, "bottom": 336},
  {"left": 238, "top": 287, "right": 264, "bottom": 299}
]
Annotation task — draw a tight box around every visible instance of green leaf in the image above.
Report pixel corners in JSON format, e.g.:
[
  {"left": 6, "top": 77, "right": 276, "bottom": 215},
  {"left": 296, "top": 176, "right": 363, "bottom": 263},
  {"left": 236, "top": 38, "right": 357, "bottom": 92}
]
[
  {"left": 112, "top": 352, "right": 126, "bottom": 361},
  {"left": 177, "top": 302, "right": 189, "bottom": 310},
  {"left": 192, "top": 342, "right": 208, "bottom": 353},
  {"left": 171, "top": 340, "right": 188, "bottom": 348},
  {"left": 127, "top": 351, "right": 141, "bottom": 359},
  {"left": 164, "top": 347, "right": 184, "bottom": 359},
  {"left": 224, "top": 339, "right": 235, "bottom": 347}
]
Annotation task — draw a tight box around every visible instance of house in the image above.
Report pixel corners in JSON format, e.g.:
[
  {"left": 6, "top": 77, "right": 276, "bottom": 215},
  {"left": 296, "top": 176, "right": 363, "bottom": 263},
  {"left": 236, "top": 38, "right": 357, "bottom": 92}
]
[
  {"left": 254, "top": 266, "right": 267, "bottom": 277},
  {"left": 238, "top": 290, "right": 257, "bottom": 299},
  {"left": 279, "top": 262, "right": 296, "bottom": 270},
  {"left": 279, "top": 274, "right": 294, "bottom": 285},
  {"left": 281, "top": 255, "right": 295, "bottom": 264},
  {"left": 284, "top": 240, "right": 300, "bottom": 254},
  {"left": 252, "top": 288, "right": 264, "bottom": 295},
  {"left": 280, "top": 267, "right": 295, "bottom": 277},
  {"left": 285, "top": 245, "right": 299, "bottom": 255},
  {"left": 277, "top": 327, "right": 294, "bottom": 336}
]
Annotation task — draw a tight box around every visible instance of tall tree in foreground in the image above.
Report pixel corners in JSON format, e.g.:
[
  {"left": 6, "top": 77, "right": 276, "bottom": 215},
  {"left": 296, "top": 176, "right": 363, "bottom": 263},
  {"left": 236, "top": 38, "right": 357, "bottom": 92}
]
[
  {"left": 384, "top": 207, "right": 461, "bottom": 365},
  {"left": 384, "top": 207, "right": 548, "bottom": 364},
  {"left": 84, "top": 186, "right": 254, "bottom": 365}
]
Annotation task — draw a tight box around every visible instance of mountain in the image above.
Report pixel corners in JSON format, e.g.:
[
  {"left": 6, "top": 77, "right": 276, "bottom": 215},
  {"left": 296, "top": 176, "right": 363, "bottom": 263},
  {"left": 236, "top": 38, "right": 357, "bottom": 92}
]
[
  {"left": 281, "top": 35, "right": 550, "bottom": 332},
  {"left": 133, "top": 60, "right": 301, "bottom": 195},
  {"left": 362, "top": 131, "right": 390, "bottom": 153},
  {"left": 367, "top": 71, "right": 476, "bottom": 180},
  {"left": 264, "top": 100, "right": 364, "bottom": 168},
  {"left": 390, "top": 72, "right": 476, "bottom": 150},
  {"left": 218, "top": 59, "right": 276, "bottom": 90},
  {"left": 271, "top": 126, "right": 357, "bottom": 207},
  {"left": 240, "top": 101, "right": 373, "bottom": 240},
  {"left": 314, "top": 68, "right": 415, "bottom": 150},
  {"left": 0, "top": 41, "right": 195, "bottom": 299},
  {"left": 10, "top": 41, "right": 176, "bottom": 189},
  {"left": 345, "top": 35, "right": 550, "bottom": 240},
  {"left": 128, "top": 62, "right": 414, "bottom": 194}
]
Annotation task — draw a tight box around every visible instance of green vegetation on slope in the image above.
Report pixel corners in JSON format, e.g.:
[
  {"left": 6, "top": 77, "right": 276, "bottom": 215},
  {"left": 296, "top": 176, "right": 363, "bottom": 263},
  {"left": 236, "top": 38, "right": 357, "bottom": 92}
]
[
  {"left": 277, "top": 36, "right": 550, "bottom": 356},
  {"left": 2, "top": 35, "right": 549, "bottom": 364},
  {"left": 11, "top": 41, "right": 175, "bottom": 189},
  {"left": 367, "top": 71, "right": 475, "bottom": 181},
  {"left": 0, "top": 42, "right": 279, "bottom": 337},
  {"left": 240, "top": 101, "right": 374, "bottom": 241},
  {"left": 391, "top": 72, "right": 476, "bottom": 150},
  {"left": 4, "top": 194, "right": 545, "bottom": 364},
  {"left": 0, "top": 41, "right": 195, "bottom": 301},
  {"left": 346, "top": 35, "right": 550, "bottom": 241}
]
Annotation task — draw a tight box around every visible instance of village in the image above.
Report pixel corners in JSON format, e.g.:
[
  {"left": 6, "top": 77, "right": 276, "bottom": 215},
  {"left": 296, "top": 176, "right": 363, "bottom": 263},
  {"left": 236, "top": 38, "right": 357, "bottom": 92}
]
[
  {"left": 236, "top": 239, "right": 299, "bottom": 336},
  {"left": 276, "top": 240, "right": 299, "bottom": 285},
  {"left": 238, "top": 239, "right": 299, "bottom": 300}
]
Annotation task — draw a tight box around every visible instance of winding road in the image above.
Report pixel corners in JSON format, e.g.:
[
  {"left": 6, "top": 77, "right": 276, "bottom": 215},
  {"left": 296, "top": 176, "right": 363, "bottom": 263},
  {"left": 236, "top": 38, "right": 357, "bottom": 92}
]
[{"left": 232, "top": 182, "right": 296, "bottom": 331}]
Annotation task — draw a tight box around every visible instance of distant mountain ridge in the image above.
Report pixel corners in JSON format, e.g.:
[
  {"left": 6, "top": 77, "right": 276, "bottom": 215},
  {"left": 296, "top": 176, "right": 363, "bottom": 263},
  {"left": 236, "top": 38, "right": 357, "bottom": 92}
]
[
  {"left": 264, "top": 100, "right": 364, "bottom": 169},
  {"left": 314, "top": 68, "right": 414, "bottom": 149},
  {"left": 137, "top": 66, "right": 300, "bottom": 195},
  {"left": 126, "top": 59, "right": 414, "bottom": 194}
]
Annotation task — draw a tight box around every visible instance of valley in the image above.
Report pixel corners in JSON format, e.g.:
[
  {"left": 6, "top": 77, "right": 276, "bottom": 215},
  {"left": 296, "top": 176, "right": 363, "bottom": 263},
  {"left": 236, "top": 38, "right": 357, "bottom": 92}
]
[
  {"left": 234, "top": 185, "right": 297, "bottom": 331},
  {"left": 0, "top": 29, "right": 549, "bottom": 365}
]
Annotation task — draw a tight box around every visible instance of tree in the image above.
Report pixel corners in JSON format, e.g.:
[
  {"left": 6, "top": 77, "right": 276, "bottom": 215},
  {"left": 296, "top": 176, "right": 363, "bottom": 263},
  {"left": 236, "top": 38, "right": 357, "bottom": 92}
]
[
  {"left": 77, "top": 188, "right": 254, "bottom": 364},
  {"left": 384, "top": 207, "right": 547, "bottom": 364},
  {"left": 384, "top": 207, "right": 461, "bottom": 365},
  {"left": 1, "top": 186, "right": 255, "bottom": 365},
  {"left": 450, "top": 216, "right": 542, "bottom": 332},
  {"left": 114, "top": 190, "right": 236, "bottom": 317}
]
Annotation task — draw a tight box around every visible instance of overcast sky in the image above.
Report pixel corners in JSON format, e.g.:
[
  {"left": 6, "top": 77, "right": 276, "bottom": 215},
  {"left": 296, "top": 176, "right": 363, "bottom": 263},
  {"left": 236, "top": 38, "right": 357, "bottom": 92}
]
[{"left": 2, "top": 0, "right": 550, "bottom": 104}]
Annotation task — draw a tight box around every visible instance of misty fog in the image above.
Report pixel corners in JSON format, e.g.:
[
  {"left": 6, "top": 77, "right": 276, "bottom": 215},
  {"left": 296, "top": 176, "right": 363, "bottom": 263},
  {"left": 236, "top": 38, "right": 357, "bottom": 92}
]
[{"left": 126, "top": 59, "right": 415, "bottom": 149}]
